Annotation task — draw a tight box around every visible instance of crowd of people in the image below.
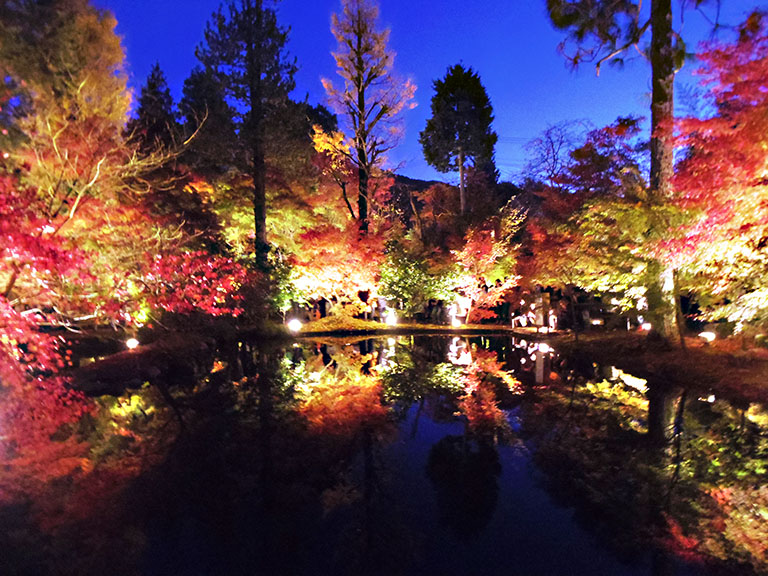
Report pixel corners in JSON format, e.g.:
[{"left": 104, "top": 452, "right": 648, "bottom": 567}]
[{"left": 284, "top": 281, "right": 628, "bottom": 333}]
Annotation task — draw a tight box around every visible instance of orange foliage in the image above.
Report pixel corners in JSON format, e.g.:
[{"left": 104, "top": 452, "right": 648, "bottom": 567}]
[{"left": 299, "top": 374, "right": 390, "bottom": 439}]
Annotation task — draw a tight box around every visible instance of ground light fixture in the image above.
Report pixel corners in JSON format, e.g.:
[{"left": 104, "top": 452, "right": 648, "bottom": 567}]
[
  {"left": 287, "top": 318, "right": 303, "bottom": 333},
  {"left": 698, "top": 331, "right": 716, "bottom": 343},
  {"left": 126, "top": 337, "right": 140, "bottom": 350}
]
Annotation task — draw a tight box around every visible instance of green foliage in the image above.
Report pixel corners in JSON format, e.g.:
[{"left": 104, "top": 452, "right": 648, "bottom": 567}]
[{"left": 379, "top": 247, "right": 459, "bottom": 316}]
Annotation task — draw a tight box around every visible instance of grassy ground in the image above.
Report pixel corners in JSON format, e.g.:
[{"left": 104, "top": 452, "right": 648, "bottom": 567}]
[{"left": 295, "top": 315, "right": 518, "bottom": 336}]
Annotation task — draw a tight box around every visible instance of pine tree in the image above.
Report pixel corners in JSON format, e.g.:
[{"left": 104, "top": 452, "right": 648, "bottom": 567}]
[
  {"left": 196, "top": 0, "right": 296, "bottom": 267},
  {"left": 179, "top": 65, "right": 238, "bottom": 175},
  {"left": 126, "top": 63, "right": 179, "bottom": 155},
  {"left": 419, "top": 64, "right": 497, "bottom": 216}
]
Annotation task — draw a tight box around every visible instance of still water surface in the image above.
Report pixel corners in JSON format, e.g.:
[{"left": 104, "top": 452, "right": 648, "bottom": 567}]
[{"left": 2, "top": 334, "right": 767, "bottom": 575}]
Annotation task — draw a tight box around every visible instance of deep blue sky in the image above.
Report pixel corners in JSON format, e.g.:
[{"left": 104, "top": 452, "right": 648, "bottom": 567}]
[{"left": 96, "top": 0, "right": 759, "bottom": 183}]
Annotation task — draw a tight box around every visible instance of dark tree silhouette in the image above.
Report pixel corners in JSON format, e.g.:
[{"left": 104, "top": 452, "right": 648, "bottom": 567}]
[{"left": 419, "top": 64, "right": 497, "bottom": 215}]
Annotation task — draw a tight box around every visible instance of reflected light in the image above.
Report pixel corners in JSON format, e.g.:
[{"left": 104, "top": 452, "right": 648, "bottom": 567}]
[
  {"left": 287, "top": 318, "right": 303, "bottom": 333},
  {"left": 126, "top": 338, "right": 140, "bottom": 350},
  {"left": 698, "top": 331, "right": 716, "bottom": 343}
]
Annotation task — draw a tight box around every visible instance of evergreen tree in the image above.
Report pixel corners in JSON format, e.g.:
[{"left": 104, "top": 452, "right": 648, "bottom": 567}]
[
  {"left": 196, "top": 0, "right": 297, "bottom": 267},
  {"left": 179, "top": 65, "right": 238, "bottom": 175},
  {"left": 126, "top": 63, "right": 179, "bottom": 155},
  {"left": 419, "top": 64, "right": 497, "bottom": 216}
]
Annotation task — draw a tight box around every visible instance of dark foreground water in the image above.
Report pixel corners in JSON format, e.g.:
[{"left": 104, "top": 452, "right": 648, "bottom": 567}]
[{"left": 1, "top": 334, "right": 767, "bottom": 575}]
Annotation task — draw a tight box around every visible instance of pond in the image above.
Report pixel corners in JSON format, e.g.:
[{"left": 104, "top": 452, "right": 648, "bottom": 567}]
[{"left": 1, "top": 334, "right": 767, "bottom": 575}]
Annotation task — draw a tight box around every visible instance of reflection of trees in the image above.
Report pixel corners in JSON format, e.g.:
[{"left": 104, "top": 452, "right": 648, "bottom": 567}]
[
  {"left": 0, "top": 383, "right": 181, "bottom": 575},
  {"left": 415, "top": 341, "right": 519, "bottom": 541},
  {"left": 523, "top": 360, "right": 767, "bottom": 574}
]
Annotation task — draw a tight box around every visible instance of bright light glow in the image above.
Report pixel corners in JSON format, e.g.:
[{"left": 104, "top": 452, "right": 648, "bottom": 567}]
[
  {"left": 614, "top": 368, "right": 648, "bottom": 393},
  {"left": 640, "top": 322, "right": 652, "bottom": 331},
  {"left": 539, "top": 343, "right": 552, "bottom": 354},
  {"left": 698, "top": 331, "right": 716, "bottom": 343},
  {"left": 707, "top": 394, "right": 716, "bottom": 403},
  {"left": 126, "top": 338, "right": 140, "bottom": 350},
  {"left": 591, "top": 318, "right": 604, "bottom": 326},
  {"left": 451, "top": 317, "right": 462, "bottom": 328},
  {"left": 385, "top": 310, "right": 397, "bottom": 326},
  {"left": 287, "top": 318, "right": 303, "bottom": 333},
  {"left": 537, "top": 326, "right": 549, "bottom": 333}
]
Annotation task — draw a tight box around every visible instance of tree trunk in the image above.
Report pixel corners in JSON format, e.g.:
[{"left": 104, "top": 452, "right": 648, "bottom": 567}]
[
  {"left": 252, "top": 148, "right": 268, "bottom": 267},
  {"left": 650, "top": 0, "right": 675, "bottom": 202},
  {"left": 353, "top": 21, "right": 370, "bottom": 236},
  {"left": 647, "top": 382, "right": 684, "bottom": 446},
  {"left": 647, "top": 0, "right": 678, "bottom": 339},
  {"left": 458, "top": 147, "right": 466, "bottom": 215},
  {"left": 247, "top": 0, "right": 269, "bottom": 269},
  {"left": 673, "top": 269, "right": 687, "bottom": 350},
  {"left": 357, "top": 160, "right": 369, "bottom": 234},
  {"left": 408, "top": 188, "right": 424, "bottom": 241}
]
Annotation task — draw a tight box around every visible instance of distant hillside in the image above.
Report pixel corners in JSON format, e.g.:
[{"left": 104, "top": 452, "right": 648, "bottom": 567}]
[{"left": 391, "top": 173, "right": 445, "bottom": 191}]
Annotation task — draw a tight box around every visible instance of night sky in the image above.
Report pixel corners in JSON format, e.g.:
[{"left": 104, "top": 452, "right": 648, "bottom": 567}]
[{"left": 96, "top": 0, "right": 759, "bottom": 183}]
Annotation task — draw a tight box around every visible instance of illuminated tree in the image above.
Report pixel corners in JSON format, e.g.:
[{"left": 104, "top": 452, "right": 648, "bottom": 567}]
[
  {"left": 519, "top": 117, "right": 688, "bottom": 338},
  {"left": 0, "top": 0, "right": 131, "bottom": 225},
  {"left": 419, "top": 64, "right": 497, "bottom": 215},
  {"left": 545, "top": 0, "right": 722, "bottom": 339},
  {"left": 196, "top": 0, "right": 297, "bottom": 267},
  {"left": 322, "top": 0, "right": 416, "bottom": 233},
  {"left": 673, "top": 13, "right": 768, "bottom": 330}
]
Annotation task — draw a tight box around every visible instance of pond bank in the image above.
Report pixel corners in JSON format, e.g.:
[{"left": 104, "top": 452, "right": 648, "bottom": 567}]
[{"left": 551, "top": 331, "right": 768, "bottom": 404}]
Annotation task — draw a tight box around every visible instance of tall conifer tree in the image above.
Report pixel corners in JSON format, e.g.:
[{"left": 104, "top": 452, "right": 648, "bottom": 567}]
[
  {"left": 196, "top": 0, "right": 296, "bottom": 267},
  {"left": 419, "top": 64, "right": 497, "bottom": 216},
  {"left": 127, "top": 63, "right": 179, "bottom": 155}
]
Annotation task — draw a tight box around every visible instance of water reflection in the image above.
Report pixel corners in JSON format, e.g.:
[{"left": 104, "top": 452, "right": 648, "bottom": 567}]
[{"left": 0, "top": 335, "right": 766, "bottom": 575}]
